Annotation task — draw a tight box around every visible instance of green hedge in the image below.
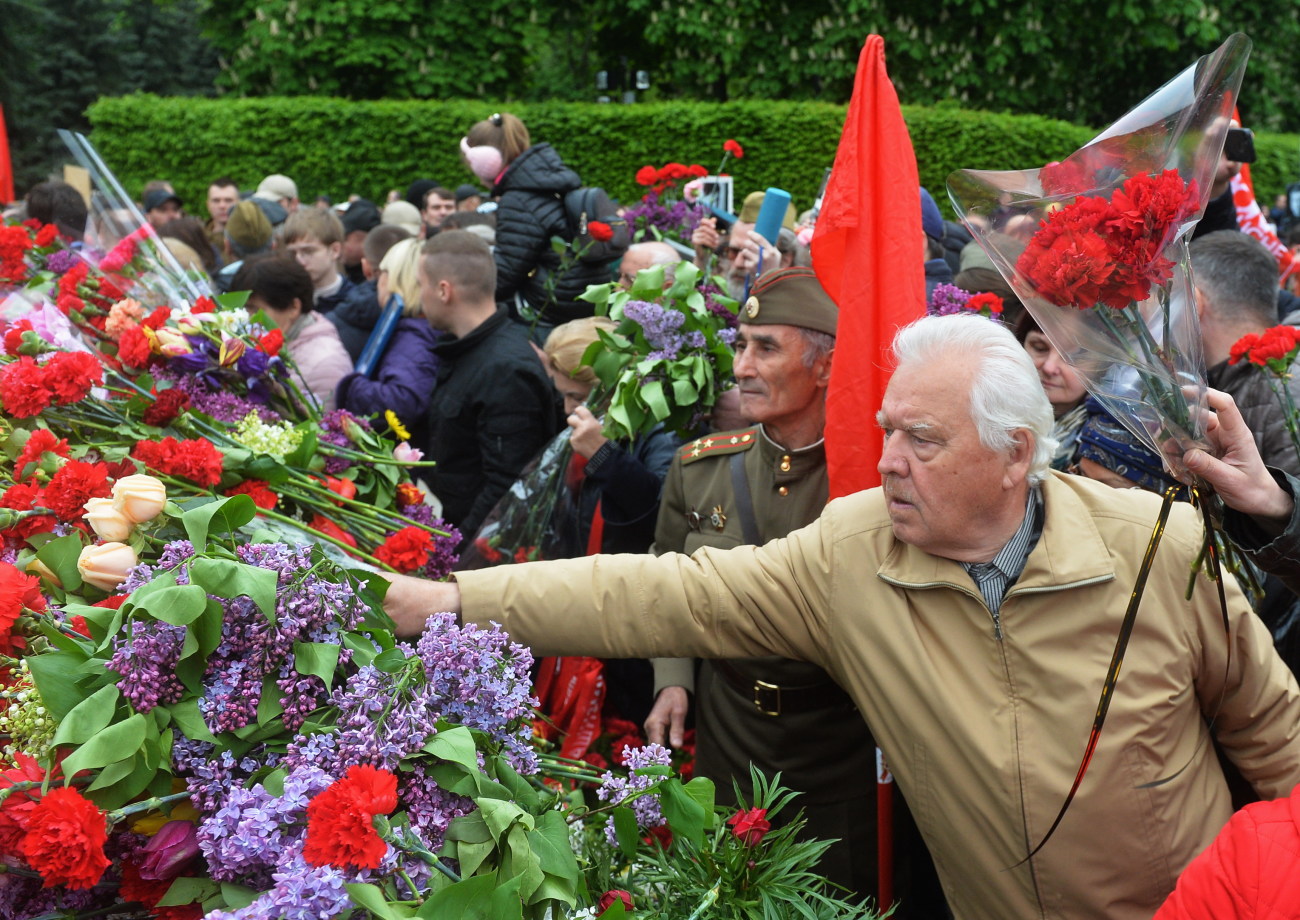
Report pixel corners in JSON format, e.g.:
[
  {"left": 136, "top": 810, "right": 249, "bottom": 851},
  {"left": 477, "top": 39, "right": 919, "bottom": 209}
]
[{"left": 86, "top": 95, "right": 1298, "bottom": 220}]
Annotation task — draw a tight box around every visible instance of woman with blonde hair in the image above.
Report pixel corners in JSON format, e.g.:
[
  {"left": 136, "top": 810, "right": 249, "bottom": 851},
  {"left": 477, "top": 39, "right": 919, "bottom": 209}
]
[
  {"left": 334, "top": 238, "right": 442, "bottom": 446},
  {"left": 460, "top": 112, "right": 611, "bottom": 341}
]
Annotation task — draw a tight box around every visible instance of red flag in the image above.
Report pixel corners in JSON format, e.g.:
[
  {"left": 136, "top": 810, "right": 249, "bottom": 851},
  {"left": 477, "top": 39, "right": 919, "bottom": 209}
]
[
  {"left": 812, "top": 35, "right": 926, "bottom": 499},
  {"left": 0, "top": 105, "right": 13, "bottom": 205}
]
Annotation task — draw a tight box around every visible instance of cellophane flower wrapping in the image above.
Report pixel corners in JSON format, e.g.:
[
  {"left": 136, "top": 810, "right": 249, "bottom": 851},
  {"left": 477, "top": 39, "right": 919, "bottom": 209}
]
[
  {"left": 457, "top": 428, "right": 585, "bottom": 568},
  {"left": 947, "top": 33, "right": 1251, "bottom": 474}
]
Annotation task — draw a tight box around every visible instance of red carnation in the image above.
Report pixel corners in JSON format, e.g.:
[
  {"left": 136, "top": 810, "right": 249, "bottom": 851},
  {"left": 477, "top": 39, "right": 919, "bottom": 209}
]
[
  {"left": 21, "top": 785, "right": 111, "bottom": 889},
  {"left": 225, "top": 479, "right": 278, "bottom": 510},
  {"left": 309, "top": 514, "right": 357, "bottom": 548},
  {"left": 142, "top": 388, "right": 191, "bottom": 427},
  {"left": 635, "top": 165, "right": 660, "bottom": 187},
  {"left": 598, "top": 890, "right": 635, "bottom": 915},
  {"left": 0, "top": 356, "right": 52, "bottom": 418},
  {"left": 0, "top": 754, "right": 50, "bottom": 855},
  {"left": 965, "top": 292, "right": 1005, "bottom": 317},
  {"left": 132, "top": 437, "right": 225, "bottom": 488},
  {"left": 374, "top": 525, "right": 434, "bottom": 572},
  {"left": 259, "top": 328, "right": 284, "bottom": 357},
  {"left": 34, "top": 224, "right": 59, "bottom": 247},
  {"left": 43, "top": 459, "right": 112, "bottom": 521},
  {"left": 118, "top": 859, "right": 204, "bottom": 920},
  {"left": 141, "top": 306, "right": 171, "bottom": 331},
  {"left": 4, "top": 319, "right": 33, "bottom": 356},
  {"left": 14, "top": 429, "right": 70, "bottom": 481},
  {"left": 44, "top": 351, "right": 103, "bottom": 405},
  {"left": 727, "top": 806, "right": 771, "bottom": 846},
  {"left": 0, "top": 482, "right": 55, "bottom": 541},
  {"left": 723, "top": 139, "right": 745, "bottom": 159},
  {"left": 323, "top": 475, "right": 358, "bottom": 504},
  {"left": 191, "top": 296, "right": 217, "bottom": 315},
  {"left": 303, "top": 765, "right": 397, "bottom": 870},
  {"left": 588, "top": 221, "right": 614, "bottom": 243},
  {"left": 687, "top": 163, "right": 708, "bottom": 178},
  {"left": 474, "top": 536, "right": 502, "bottom": 564},
  {"left": 117, "top": 325, "right": 153, "bottom": 369},
  {"left": 0, "top": 562, "right": 46, "bottom": 656}
]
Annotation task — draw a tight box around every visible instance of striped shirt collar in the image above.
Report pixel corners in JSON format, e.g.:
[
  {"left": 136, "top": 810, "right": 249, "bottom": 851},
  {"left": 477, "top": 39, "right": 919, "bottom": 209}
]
[{"left": 960, "top": 486, "right": 1044, "bottom": 612}]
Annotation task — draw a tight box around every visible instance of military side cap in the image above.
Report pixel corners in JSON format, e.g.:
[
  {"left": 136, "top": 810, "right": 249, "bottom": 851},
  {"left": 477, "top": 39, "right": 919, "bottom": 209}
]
[
  {"left": 739, "top": 267, "right": 837, "bottom": 336},
  {"left": 738, "top": 191, "right": 797, "bottom": 232}
]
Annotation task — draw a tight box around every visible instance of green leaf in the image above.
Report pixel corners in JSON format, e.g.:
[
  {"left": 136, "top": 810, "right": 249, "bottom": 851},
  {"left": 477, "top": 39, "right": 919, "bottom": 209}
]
[
  {"left": 52, "top": 684, "right": 121, "bottom": 746},
  {"left": 157, "top": 877, "right": 220, "bottom": 908},
  {"left": 416, "top": 874, "right": 503, "bottom": 919},
  {"left": 661, "top": 779, "right": 706, "bottom": 847},
  {"left": 219, "top": 883, "right": 259, "bottom": 910},
  {"left": 372, "top": 647, "right": 409, "bottom": 673},
  {"left": 293, "top": 641, "right": 341, "bottom": 688},
  {"left": 285, "top": 427, "right": 319, "bottom": 469},
  {"left": 87, "top": 754, "right": 137, "bottom": 791},
  {"left": 612, "top": 806, "right": 640, "bottom": 860},
  {"left": 255, "top": 674, "right": 283, "bottom": 726},
  {"left": 60, "top": 713, "right": 148, "bottom": 777},
  {"left": 671, "top": 377, "right": 699, "bottom": 406},
  {"left": 345, "top": 882, "right": 414, "bottom": 920},
  {"left": 479, "top": 798, "right": 530, "bottom": 839},
  {"left": 133, "top": 584, "right": 209, "bottom": 626},
  {"left": 189, "top": 557, "right": 278, "bottom": 618},
  {"left": 424, "top": 726, "right": 479, "bottom": 771},
  {"left": 530, "top": 810, "right": 580, "bottom": 879},
  {"left": 181, "top": 495, "right": 256, "bottom": 547},
  {"left": 36, "top": 533, "right": 85, "bottom": 592},
  {"left": 26, "top": 652, "right": 90, "bottom": 721},
  {"left": 446, "top": 810, "right": 493, "bottom": 845}
]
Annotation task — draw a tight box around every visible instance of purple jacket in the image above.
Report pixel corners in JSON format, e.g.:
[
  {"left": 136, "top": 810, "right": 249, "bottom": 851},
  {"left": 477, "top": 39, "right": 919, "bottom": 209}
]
[{"left": 335, "top": 318, "right": 441, "bottom": 433}]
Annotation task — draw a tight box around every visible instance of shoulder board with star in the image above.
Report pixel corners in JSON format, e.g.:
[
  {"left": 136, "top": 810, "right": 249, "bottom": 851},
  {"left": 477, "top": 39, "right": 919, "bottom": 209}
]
[{"left": 680, "top": 428, "right": 759, "bottom": 465}]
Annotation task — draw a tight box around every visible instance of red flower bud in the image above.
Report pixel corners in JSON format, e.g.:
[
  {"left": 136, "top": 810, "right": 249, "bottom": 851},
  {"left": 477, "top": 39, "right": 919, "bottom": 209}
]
[
  {"left": 137, "top": 820, "right": 199, "bottom": 880},
  {"left": 588, "top": 221, "right": 614, "bottom": 243},
  {"left": 727, "top": 806, "right": 771, "bottom": 846},
  {"left": 598, "top": 890, "right": 634, "bottom": 915}
]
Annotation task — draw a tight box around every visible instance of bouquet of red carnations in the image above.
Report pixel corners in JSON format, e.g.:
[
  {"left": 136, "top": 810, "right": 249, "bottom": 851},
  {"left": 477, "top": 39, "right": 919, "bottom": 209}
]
[{"left": 947, "top": 33, "right": 1251, "bottom": 474}]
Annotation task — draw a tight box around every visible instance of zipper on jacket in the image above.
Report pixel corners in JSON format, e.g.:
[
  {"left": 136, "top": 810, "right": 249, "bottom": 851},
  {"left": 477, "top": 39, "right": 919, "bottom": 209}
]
[{"left": 990, "top": 608, "right": 1003, "bottom": 640}]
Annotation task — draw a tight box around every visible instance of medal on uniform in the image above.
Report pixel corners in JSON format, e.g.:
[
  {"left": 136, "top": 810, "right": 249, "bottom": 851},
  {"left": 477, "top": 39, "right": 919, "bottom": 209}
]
[{"left": 709, "top": 505, "right": 727, "bottom": 531}]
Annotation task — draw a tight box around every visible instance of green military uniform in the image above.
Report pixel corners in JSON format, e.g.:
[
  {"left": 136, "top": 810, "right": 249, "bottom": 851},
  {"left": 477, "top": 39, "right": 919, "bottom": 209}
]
[{"left": 652, "top": 422, "right": 878, "bottom": 898}]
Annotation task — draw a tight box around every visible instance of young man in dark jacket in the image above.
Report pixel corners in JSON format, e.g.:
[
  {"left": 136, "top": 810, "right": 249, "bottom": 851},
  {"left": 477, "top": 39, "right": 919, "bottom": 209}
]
[{"left": 418, "top": 230, "right": 562, "bottom": 546}]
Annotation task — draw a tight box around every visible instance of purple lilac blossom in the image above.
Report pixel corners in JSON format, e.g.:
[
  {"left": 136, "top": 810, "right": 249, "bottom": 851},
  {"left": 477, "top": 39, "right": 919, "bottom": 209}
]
[
  {"left": 8, "top": 881, "right": 98, "bottom": 920},
  {"left": 204, "top": 847, "right": 357, "bottom": 920},
  {"left": 700, "top": 282, "right": 741, "bottom": 329},
  {"left": 199, "top": 764, "right": 333, "bottom": 886},
  {"left": 623, "top": 191, "right": 707, "bottom": 241},
  {"left": 623, "top": 299, "right": 686, "bottom": 360},
  {"left": 108, "top": 620, "right": 186, "bottom": 712},
  {"left": 597, "top": 743, "right": 674, "bottom": 845},
  {"left": 927, "top": 282, "right": 972, "bottom": 317},
  {"left": 415, "top": 613, "right": 539, "bottom": 774},
  {"left": 44, "top": 249, "right": 80, "bottom": 275},
  {"left": 173, "top": 738, "right": 279, "bottom": 815},
  {"left": 319, "top": 409, "right": 372, "bottom": 474},
  {"left": 153, "top": 367, "right": 281, "bottom": 425}
]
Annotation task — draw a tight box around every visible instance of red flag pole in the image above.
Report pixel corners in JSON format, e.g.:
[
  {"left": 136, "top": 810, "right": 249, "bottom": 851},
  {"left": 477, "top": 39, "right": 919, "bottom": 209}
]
[
  {"left": 0, "top": 105, "right": 14, "bottom": 205},
  {"left": 811, "top": 35, "right": 926, "bottom": 906}
]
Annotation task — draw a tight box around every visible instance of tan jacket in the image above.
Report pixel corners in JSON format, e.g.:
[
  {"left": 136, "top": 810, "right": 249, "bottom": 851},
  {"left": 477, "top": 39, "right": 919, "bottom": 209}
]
[{"left": 459, "top": 472, "right": 1300, "bottom": 920}]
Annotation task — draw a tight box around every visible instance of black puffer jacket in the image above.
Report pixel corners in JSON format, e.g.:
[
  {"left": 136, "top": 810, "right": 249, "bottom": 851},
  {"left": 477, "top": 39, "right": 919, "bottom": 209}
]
[{"left": 492, "top": 143, "right": 613, "bottom": 323}]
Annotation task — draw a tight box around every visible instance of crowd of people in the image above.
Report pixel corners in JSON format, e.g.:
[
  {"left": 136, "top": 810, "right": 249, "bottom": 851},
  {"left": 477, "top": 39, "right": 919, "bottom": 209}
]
[{"left": 10, "top": 106, "right": 1300, "bottom": 920}]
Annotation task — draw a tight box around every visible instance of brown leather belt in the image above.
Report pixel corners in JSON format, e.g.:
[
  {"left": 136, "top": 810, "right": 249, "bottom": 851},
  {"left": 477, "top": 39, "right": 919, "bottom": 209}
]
[{"left": 713, "top": 660, "right": 850, "bottom": 717}]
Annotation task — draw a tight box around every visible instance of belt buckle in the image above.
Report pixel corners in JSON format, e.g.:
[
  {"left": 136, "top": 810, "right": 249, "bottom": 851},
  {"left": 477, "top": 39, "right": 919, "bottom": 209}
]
[{"left": 752, "top": 679, "right": 781, "bottom": 717}]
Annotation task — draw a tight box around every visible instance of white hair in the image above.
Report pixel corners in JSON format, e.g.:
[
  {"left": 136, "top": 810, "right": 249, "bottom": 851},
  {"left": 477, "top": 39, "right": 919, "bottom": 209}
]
[
  {"left": 626, "top": 241, "right": 678, "bottom": 266},
  {"left": 892, "top": 314, "right": 1057, "bottom": 484}
]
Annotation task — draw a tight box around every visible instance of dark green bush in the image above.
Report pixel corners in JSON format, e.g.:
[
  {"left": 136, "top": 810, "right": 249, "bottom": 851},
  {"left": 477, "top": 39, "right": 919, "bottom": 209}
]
[{"left": 86, "top": 95, "right": 1299, "bottom": 221}]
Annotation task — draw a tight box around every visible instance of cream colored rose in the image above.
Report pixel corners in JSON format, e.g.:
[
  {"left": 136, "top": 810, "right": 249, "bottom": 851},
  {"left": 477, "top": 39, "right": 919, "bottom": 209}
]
[
  {"left": 77, "top": 542, "right": 138, "bottom": 592},
  {"left": 83, "top": 497, "right": 133, "bottom": 542},
  {"left": 112, "top": 475, "right": 167, "bottom": 524}
]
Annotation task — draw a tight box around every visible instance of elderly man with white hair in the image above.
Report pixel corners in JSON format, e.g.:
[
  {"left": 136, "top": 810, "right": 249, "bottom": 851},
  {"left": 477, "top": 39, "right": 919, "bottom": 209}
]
[
  {"left": 617, "top": 240, "right": 679, "bottom": 289},
  {"left": 384, "top": 314, "right": 1300, "bottom": 920}
]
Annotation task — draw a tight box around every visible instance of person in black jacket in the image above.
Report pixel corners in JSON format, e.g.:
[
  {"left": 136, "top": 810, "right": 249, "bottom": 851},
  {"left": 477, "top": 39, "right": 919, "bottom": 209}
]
[
  {"left": 418, "top": 230, "right": 563, "bottom": 545},
  {"left": 460, "top": 112, "right": 613, "bottom": 341}
]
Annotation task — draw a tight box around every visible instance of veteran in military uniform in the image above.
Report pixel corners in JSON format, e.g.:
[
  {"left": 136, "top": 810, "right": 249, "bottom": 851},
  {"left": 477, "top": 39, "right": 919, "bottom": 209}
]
[{"left": 644, "top": 267, "right": 878, "bottom": 898}]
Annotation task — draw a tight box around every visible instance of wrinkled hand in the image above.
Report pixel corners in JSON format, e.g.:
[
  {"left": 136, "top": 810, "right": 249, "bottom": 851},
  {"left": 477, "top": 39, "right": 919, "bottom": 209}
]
[
  {"left": 691, "top": 217, "right": 720, "bottom": 267},
  {"left": 380, "top": 572, "right": 463, "bottom": 637},
  {"left": 644, "top": 686, "right": 690, "bottom": 748},
  {"left": 1182, "top": 388, "right": 1293, "bottom": 531},
  {"left": 732, "top": 229, "right": 780, "bottom": 278},
  {"left": 567, "top": 406, "right": 608, "bottom": 460}
]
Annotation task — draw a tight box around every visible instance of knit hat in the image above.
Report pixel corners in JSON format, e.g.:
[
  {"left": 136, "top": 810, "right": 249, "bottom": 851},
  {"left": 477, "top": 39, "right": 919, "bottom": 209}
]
[
  {"left": 340, "top": 198, "right": 381, "bottom": 236},
  {"left": 737, "top": 191, "right": 797, "bottom": 233},
  {"left": 225, "top": 199, "right": 273, "bottom": 255},
  {"left": 739, "top": 267, "right": 837, "bottom": 336},
  {"left": 454, "top": 184, "right": 485, "bottom": 205},
  {"left": 405, "top": 179, "right": 439, "bottom": 210},
  {"left": 920, "top": 187, "right": 944, "bottom": 242},
  {"left": 382, "top": 200, "right": 423, "bottom": 237}
]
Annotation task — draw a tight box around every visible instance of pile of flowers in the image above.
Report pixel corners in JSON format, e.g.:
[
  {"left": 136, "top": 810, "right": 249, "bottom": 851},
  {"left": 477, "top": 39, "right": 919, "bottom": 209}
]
[{"left": 926, "top": 283, "right": 1005, "bottom": 320}]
